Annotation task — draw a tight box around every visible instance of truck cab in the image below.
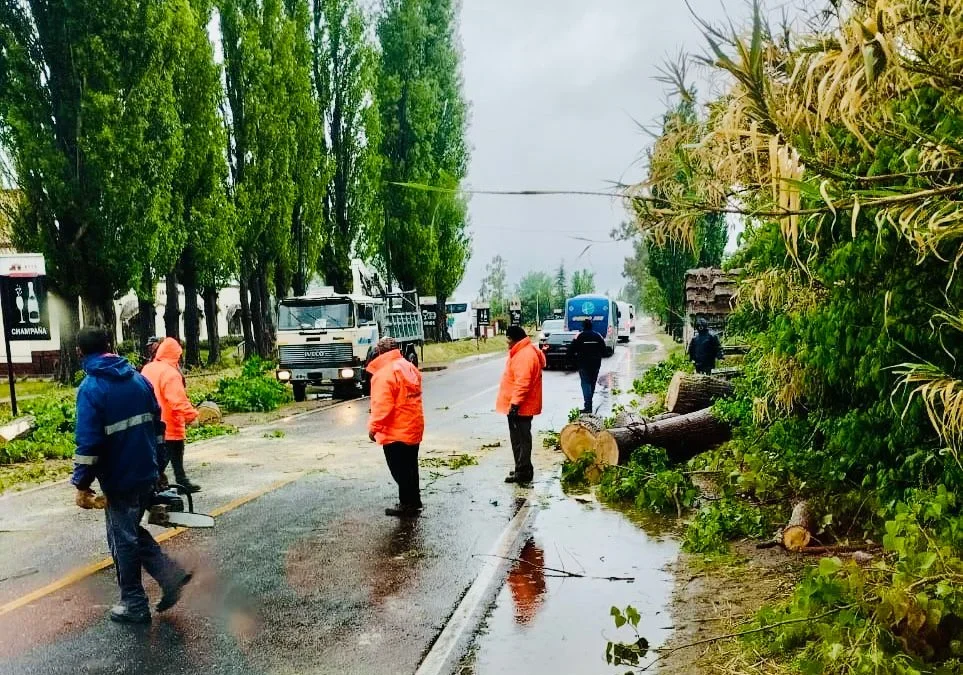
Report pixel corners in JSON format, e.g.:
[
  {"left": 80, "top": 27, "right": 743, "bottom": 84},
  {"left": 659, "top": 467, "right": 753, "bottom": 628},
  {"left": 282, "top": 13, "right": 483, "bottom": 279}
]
[{"left": 275, "top": 261, "right": 423, "bottom": 400}]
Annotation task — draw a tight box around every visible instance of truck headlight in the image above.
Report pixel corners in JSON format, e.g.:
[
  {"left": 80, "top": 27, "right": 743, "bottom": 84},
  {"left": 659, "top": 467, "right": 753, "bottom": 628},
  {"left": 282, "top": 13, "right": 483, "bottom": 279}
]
[
  {"left": 340, "top": 368, "right": 355, "bottom": 379},
  {"left": 277, "top": 370, "right": 292, "bottom": 382}
]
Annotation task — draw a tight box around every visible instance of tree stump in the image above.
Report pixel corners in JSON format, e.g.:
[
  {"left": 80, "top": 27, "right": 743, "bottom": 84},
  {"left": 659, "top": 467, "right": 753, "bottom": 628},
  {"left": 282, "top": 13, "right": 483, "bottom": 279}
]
[
  {"left": 559, "top": 414, "right": 603, "bottom": 463},
  {"left": 196, "top": 401, "right": 223, "bottom": 426},
  {"left": 781, "top": 501, "right": 815, "bottom": 552},
  {"left": 665, "top": 372, "right": 734, "bottom": 414},
  {"left": 594, "top": 408, "right": 731, "bottom": 466}
]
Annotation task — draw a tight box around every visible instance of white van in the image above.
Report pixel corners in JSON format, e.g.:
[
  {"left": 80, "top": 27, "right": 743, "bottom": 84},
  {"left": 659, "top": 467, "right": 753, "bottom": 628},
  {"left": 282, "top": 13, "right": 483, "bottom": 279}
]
[{"left": 616, "top": 301, "right": 635, "bottom": 343}]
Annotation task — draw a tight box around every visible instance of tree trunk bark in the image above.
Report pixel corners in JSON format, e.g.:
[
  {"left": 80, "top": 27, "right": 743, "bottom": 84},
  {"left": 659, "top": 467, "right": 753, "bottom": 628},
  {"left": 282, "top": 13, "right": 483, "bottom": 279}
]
[
  {"left": 204, "top": 286, "right": 221, "bottom": 367},
  {"left": 256, "top": 270, "right": 274, "bottom": 357},
  {"left": 164, "top": 273, "right": 180, "bottom": 340},
  {"left": 57, "top": 295, "right": 81, "bottom": 384},
  {"left": 665, "top": 372, "right": 734, "bottom": 414},
  {"left": 435, "top": 293, "right": 449, "bottom": 341},
  {"left": 136, "top": 297, "right": 155, "bottom": 358},
  {"left": 594, "top": 408, "right": 731, "bottom": 466},
  {"left": 559, "top": 414, "right": 604, "bottom": 463},
  {"left": 181, "top": 249, "right": 201, "bottom": 369},
  {"left": 239, "top": 276, "right": 254, "bottom": 360}
]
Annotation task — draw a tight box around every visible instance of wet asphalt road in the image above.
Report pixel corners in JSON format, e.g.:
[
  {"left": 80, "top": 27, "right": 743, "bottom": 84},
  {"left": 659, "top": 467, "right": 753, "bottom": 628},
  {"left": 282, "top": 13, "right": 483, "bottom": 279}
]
[{"left": 0, "top": 334, "right": 664, "bottom": 674}]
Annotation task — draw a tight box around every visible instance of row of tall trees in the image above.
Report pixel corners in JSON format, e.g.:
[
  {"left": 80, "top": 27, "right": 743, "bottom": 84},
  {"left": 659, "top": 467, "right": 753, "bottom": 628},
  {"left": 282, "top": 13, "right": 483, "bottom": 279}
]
[
  {"left": 0, "top": 0, "right": 470, "bottom": 379},
  {"left": 477, "top": 255, "right": 599, "bottom": 326},
  {"left": 621, "top": 97, "right": 727, "bottom": 340}
]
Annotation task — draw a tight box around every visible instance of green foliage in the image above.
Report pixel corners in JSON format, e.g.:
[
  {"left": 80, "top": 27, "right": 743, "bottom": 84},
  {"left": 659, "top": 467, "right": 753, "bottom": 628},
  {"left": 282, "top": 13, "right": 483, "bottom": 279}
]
[
  {"left": 682, "top": 498, "right": 777, "bottom": 554},
  {"left": 420, "top": 453, "right": 478, "bottom": 470},
  {"left": 743, "top": 490, "right": 963, "bottom": 673},
  {"left": 478, "top": 255, "right": 508, "bottom": 319},
  {"left": 516, "top": 271, "right": 554, "bottom": 325},
  {"left": 561, "top": 452, "right": 596, "bottom": 490},
  {"left": 570, "top": 269, "right": 596, "bottom": 296},
  {"left": 376, "top": 0, "right": 470, "bottom": 293},
  {"left": 605, "top": 606, "right": 649, "bottom": 668},
  {"left": 633, "top": 351, "right": 692, "bottom": 397},
  {"left": 598, "top": 445, "right": 698, "bottom": 516},
  {"left": 211, "top": 357, "right": 292, "bottom": 412},
  {"left": 262, "top": 429, "right": 285, "bottom": 439},
  {"left": 567, "top": 407, "right": 583, "bottom": 423},
  {"left": 315, "top": 0, "right": 381, "bottom": 293},
  {"left": 0, "top": 394, "right": 76, "bottom": 464},
  {"left": 186, "top": 423, "right": 238, "bottom": 443}
]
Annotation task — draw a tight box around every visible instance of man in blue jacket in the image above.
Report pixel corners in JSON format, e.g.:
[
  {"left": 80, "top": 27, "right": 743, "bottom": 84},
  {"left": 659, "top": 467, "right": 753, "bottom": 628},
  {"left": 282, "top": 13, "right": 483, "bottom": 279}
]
[{"left": 72, "top": 326, "right": 191, "bottom": 624}]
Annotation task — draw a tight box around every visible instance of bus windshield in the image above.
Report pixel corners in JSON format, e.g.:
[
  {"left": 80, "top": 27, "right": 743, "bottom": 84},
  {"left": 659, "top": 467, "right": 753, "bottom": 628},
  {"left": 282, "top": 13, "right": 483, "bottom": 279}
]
[
  {"left": 279, "top": 301, "right": 354, "bottom": 330},
  {"left": 446, "top": 303, "right": 468, "bottom": 314}
]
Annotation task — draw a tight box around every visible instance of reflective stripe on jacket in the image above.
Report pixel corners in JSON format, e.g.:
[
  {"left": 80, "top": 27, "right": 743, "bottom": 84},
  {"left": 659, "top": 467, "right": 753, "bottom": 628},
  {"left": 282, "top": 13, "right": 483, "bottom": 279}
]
[{"left": 72, "top": 353, "right": 162, "bottom": 494}]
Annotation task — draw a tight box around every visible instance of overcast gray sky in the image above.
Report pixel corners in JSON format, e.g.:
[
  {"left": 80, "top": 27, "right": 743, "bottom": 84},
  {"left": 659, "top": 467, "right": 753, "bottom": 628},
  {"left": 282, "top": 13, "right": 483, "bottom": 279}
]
[{"left": 454, "top": 0, "right": 745, "bottom": 302}]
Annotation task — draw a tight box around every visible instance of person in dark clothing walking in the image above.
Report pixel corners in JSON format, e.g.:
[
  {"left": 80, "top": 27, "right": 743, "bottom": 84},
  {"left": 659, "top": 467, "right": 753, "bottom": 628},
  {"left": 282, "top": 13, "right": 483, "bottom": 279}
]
[
  {"left": 570, "top": 319, "right": 607, "bottom": 413},
  {"left": 687, "top": 317, "right": 724, "bottom": 374},
  {"left": 72, "top": 327, "right": 191, "bottom": 624}
]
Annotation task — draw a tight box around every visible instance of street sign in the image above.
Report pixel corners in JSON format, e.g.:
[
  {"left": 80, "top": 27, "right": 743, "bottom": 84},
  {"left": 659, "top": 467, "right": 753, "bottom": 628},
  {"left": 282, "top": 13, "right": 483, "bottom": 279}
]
[
  {"left": 0, "top": 253, "right": 49, "bottom": 415},
  {"left": 0, "top": 276, "right": 50, "bottom": 341},
  {"left": 509, "top": 309, "right": 521, "bottom": 326},
  {"left": 475, "top": 304, "right": 490, "bottom": 327}
]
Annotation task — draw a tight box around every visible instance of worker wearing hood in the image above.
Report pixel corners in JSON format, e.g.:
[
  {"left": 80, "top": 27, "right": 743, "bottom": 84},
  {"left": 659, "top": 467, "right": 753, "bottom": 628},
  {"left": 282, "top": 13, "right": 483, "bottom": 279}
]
[{"left": 142, "top": 338, "right": 200, "bottom": 492}]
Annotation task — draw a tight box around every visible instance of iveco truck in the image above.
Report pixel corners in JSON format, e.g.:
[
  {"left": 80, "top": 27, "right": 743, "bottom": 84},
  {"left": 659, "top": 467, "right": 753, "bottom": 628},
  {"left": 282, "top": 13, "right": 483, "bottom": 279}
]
[{"left": 274, "top": 260, "right": 424, "bottom": 400}]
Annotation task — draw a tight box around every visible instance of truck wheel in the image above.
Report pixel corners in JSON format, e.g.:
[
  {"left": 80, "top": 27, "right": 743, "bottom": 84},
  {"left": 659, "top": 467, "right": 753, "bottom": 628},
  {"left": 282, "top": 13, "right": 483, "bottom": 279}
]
[
  {"left": 293, "top": 383, "right": 307, "bottom": 402},
  {"left": 406, "top": 347, "right": 419, "bottom": 368}
]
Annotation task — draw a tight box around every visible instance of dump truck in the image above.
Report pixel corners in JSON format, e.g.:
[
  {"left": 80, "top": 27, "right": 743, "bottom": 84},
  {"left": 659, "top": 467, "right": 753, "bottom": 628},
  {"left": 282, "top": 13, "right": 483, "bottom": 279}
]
[{"left": 275, "top": 260, "right": 424, "bottom": 400}]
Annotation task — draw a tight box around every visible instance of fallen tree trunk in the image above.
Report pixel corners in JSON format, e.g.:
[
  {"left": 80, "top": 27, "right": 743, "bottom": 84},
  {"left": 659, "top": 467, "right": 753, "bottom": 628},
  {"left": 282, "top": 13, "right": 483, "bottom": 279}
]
[
  {"left": 559, "top": 414, "right": 603, "bottom": 463},
  {"left": 665, "top": 372, "right": 734, "bottom": 414},
  {"left": 594, "top": 408, "right": 731, "bottom": 466}
]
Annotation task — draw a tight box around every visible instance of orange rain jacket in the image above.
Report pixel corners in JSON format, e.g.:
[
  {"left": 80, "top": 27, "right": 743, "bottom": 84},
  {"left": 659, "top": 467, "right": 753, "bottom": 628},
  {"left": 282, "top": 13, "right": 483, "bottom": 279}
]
[
  {"left": 495, "top": 337, "right": 546, "bottom": 417},
  {"left": 141, "top": 338, "right": 198, "bottom": 441},
  {"left": 366, "top": 349, "right": 425, "bottom": 446}
]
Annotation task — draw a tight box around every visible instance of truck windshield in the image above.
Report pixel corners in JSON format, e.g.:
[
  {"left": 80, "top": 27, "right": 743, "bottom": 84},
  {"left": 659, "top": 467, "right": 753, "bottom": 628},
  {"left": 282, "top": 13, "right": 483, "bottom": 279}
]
[{"left": 279, "top": 302, "right": 354, "bottom": 330}]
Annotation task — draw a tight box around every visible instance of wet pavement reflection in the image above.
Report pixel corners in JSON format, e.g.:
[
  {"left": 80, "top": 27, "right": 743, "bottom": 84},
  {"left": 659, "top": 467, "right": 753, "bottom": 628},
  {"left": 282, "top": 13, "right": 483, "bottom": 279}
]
[
  {"left": 467, "top": 481, "right": 679, "bottom": 674},
  {"left": 507, "top": 539, "right": 546, "bottom": 625}
]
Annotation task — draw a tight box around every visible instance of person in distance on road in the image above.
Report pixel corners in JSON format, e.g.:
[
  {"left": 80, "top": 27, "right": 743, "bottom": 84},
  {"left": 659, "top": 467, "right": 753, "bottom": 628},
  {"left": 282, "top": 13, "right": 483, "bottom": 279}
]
[
  {"left": 367, "top": 336, "right": 426, "bottom": 518},
  {"left": 71, "top": 326, "right": 191, "bottom": 625},
  {"left": 687, "top": 317, "right": 724, "bottom": 375},
  {"left": 141, "top": 337, "right": 201, "bottom": 493},
  {"left": 496, "top": 325, "right": 546, "bottom": 485},
  {"left": 569, "top": 318, "right": 606, "bottom": 413}
]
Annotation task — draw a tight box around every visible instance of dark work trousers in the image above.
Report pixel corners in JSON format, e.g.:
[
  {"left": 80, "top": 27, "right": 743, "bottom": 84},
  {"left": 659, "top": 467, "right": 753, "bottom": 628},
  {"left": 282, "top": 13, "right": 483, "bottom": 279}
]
[
  {"left": 104, "top": 490, "right": 185, "bottom": 613},
  {"left": 383, "top": 442, "right": 422, "bottom": 508},
  {"left": 508, "top": 414, "right": 534, "bottom": 481},
  {"left": 162, "top": 440, "right": 188, "bottom": 482},
  {"left": 579, "top": 368, "right": 600, "bottom": 413}
]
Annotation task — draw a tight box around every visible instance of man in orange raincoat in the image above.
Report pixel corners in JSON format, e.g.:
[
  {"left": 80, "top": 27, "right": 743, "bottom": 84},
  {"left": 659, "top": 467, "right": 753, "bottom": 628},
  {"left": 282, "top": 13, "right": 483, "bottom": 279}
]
[
  {"left": 496, "top": 325, "right": 546, "bottom": 485},
  {"left": 367, "top": 337, "right": 425, "bottom": 517},
  {"left": 141, "top": 338, "right": 201, "bottom": 493}
]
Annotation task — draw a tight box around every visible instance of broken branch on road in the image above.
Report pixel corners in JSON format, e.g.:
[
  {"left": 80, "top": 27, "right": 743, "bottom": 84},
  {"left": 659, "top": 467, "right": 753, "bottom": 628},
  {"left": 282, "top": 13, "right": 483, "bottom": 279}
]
[{"left": 475, "top": 554, "right": 635, "bottom": 582}]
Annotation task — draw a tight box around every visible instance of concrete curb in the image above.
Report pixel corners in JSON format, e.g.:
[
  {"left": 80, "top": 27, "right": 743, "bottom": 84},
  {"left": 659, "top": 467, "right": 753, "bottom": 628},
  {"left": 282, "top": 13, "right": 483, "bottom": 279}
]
[{"left": 414, "top": 485, "right": 541, "bottom": 675}]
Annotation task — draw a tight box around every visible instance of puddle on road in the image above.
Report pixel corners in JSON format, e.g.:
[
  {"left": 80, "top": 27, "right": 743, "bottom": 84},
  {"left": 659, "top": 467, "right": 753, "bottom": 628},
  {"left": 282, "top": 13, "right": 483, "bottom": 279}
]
[{"left": 464, "top": 480, "right": 679, "bottom": 674}]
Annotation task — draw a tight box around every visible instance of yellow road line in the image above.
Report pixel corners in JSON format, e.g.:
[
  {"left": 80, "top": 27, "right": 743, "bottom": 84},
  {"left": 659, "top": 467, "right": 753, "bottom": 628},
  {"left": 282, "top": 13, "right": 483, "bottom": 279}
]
[{"left": 0, "top": 473, "right": 304, "bottom": 617}]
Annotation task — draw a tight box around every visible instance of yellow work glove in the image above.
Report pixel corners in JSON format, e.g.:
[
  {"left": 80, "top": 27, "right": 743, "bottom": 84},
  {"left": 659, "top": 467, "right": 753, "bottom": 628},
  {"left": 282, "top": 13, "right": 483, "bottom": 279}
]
[{"left": 76, "top": 489, "right": 106, "bottom": 510}]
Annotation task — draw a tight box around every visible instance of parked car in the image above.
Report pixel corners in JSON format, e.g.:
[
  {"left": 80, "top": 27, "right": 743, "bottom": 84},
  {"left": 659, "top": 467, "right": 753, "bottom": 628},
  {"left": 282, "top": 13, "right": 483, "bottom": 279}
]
[
  {"left": 537, "top": 319, "right": 565, "bottom": 348},
  {"left": 542, "top": 329, "right": 578, "bottom": 370}
]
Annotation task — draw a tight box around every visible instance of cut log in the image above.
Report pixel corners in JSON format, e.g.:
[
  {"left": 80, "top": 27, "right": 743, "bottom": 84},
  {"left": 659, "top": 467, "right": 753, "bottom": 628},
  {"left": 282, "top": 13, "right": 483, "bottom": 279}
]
[
  {"left": 712, "top": 367, "right": 743, "bottom": 380},
  {"left": 781, "top": 501, "right": 815, "bottom": 552},
  {"left": 0, "top": 415, "right": 35, "bottom": 443},
  {"left": 665, "top": 372, "right": 734, "bottom": 414},
  {"left": 196, "top": 401, "right": 223, "bottom": 426},
  {"left": 559, "top": 414, "right": 603, "bottom": 463},
  {"left": 610, "top": 411, "right": 646, "bottom": 428},
  {"left": 593, "top": 408, "right": 731, "bottom": 466}
]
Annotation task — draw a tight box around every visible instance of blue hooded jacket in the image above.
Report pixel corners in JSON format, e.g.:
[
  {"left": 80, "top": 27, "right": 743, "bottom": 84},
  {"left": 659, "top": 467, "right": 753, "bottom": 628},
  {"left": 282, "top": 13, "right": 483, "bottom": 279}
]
[{"left": 72, "top": 353, "right": 163, "bottom": 495}]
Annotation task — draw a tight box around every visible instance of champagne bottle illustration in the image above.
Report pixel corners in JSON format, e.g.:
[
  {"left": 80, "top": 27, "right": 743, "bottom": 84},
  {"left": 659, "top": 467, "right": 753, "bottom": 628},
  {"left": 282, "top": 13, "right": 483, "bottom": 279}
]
[{"left": 27, "top": 282, "right": 40, "bottom": 323}]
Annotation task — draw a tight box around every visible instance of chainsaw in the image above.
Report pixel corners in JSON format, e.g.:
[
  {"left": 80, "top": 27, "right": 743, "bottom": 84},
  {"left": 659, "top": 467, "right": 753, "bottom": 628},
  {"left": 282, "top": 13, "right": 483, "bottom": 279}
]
[{"left": 147, "top": 484, "right": 215, "bottom": 528}]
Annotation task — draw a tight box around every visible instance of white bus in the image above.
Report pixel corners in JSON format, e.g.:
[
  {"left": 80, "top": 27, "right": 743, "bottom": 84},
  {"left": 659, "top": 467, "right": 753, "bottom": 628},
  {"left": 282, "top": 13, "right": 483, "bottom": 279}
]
[{"left": 445, "top": 301, "right": 475, "bottom": 340}]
